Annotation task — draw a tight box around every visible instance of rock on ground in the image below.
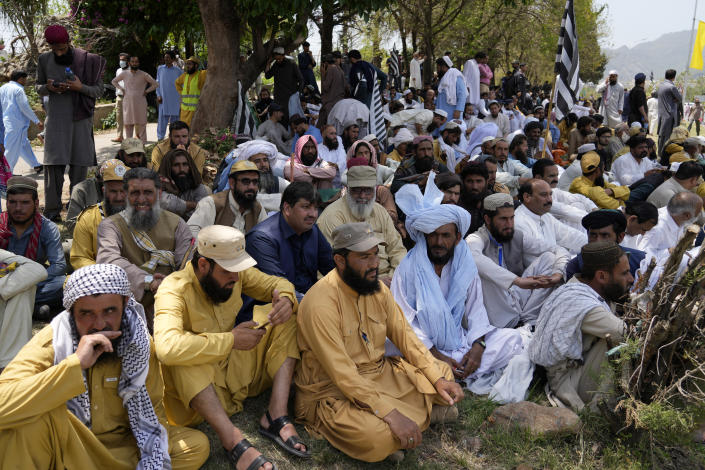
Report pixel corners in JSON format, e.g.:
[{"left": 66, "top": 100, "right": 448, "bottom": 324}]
[{"left": 486, "top": 401, "right": 581, "bottom": 436}]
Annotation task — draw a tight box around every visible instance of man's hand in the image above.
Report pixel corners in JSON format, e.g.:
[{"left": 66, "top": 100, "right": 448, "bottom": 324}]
[
  {"left": 37, "top": 121, "right": 44, "bottom": 131},
  {"left": 150, "top": 273, "right": 166, "bottom": 293},
  {"left": 459, "top": 343, "right": 484, "bottom": 378},
  {"left": 268, "top": 289, "right": 293, "bottom": 325},
  {"left": 434, "top": 377, "right": 464, "bottom": 405},
  {"left": 430, "top": 347, "right": 461, "bottom": 378},
  {"left": 604, "top": 188, "right": 615, "bottom": 197},
  {"left": 66, "top": 75, "right": 83, "bottom": 92},
  {"left": 176, "top": 144, "right": 187, "bottom": 150},
  {"left": 383, "top": 409, "right": 422, "bottom": 450},
  {"left": 157, "top": 96, "right": 163, "bottom": 104},
  {"left": 533, "top": 273, "right": 562, "bottom": 288},
  {"left": 76, "top": 331, "right": 122, "bottom": 369},
  {"left": 231, "top": 321, "right": 266, "bottom": 350},
  {"left": 513, "top": 276, "right": 547, "bottom": 289},
  {"left": 47, "top": 79, "right": 69, "bottom": 94},
  {"left": 645, "top": 168, "right": 662, "bottom": 176}
]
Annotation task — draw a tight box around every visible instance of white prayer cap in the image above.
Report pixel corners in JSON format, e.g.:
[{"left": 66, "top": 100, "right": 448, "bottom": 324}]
[
  {"left": 608, "top": 70, "right": 618, "bottom": 76},
  {"left": 433, "top": 109, "right": 448, "bottom": 118},
  {"left": 577, "top": 143, "right": 596, "bottom": 154},
  {"left": 697, "top": 136, "right": 705, "bottom": 146},
  {"left": 444, "top": 121, "right": 460, "bottom": 130},
  {"left": 403, "top": 89, "right": 412, "bottom": 95},
  {"left": 443, "top": 56, "right": 452, "bottom": 68},
  {"left": 390, "top": 128, "right": 414, "bottom": 145},
  {"left": 363, "top": 133, "right": 378, "bottom": 142},
  {"left": 630, "top": 122, "right": 642, "bottom": 129},
  {"left": 481, "top": 135, "right": 495, "bottom": 144},
  {"left": 273, "top": 47, "right": 285, "bottom": 55}
]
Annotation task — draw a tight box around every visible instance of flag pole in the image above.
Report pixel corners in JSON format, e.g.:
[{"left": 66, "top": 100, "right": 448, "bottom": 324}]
[
  {"left": 541, "top": 74, "right": 559, "bottom": 160},
  {"left": 684, "top": 0, "right": 699, "bottom": 103}
]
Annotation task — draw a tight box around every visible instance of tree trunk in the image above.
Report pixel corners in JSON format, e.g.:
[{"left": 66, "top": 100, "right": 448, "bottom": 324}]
[
  {"left": 319, "top": 1, "right": 335, "bottom": 56},
  {"left": 191, "top": 0, "right": 241, "bottom": 134},
  {"left": 422, "top": 5, "right": 434, "bottom": 85}
]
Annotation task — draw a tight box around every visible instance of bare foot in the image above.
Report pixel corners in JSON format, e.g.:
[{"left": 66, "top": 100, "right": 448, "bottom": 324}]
[{"left": 260, "top": 413, "right": 307, "bottom": 453}]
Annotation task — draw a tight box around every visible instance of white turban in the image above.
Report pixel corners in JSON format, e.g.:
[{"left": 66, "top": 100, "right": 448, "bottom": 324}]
[
  {"left": 390, "top": 128, "right": 414, "bottom": 146},
  {"left": 235, "top": 139, "right": 278, "bottom": 164},
  {"left": 443, "top": 56, "right": 453, "bottom": 68}
]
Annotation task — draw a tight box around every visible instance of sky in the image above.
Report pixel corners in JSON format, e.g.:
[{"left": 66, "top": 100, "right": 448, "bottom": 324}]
[{"left": 598, "top": 0, "right": 703, "bottom": 48}]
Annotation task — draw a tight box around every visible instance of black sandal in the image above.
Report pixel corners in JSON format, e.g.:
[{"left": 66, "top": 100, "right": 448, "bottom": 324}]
[
  {"left": 225, "top": 438, "right": 278, "bottom": 470},
  {"left": 258, "top": 410, "right": 312, "bottom": 458}
]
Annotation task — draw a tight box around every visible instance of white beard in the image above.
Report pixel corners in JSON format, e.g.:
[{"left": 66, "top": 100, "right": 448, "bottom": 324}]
[{"left": 346, "top": 189, "right": 376, "bottom": 220}]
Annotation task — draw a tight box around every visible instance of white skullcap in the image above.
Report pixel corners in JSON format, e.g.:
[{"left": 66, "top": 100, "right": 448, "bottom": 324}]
[
  {"left": 608, "top": 70, "right": 618, "bottom": 76},
  {"left": 577, "top": 143, "right": 596, "bottom": 154},
  {"left": 390, "top": 128, "right": 414, "bottom": 145},
  {"left": 434, "top": 109, "right": 448, "bottom": 118},
  {"left": 481, "top": 135, "right": 495, "bottom": 144},
  {"left": 363, "top": 133, "right": 378, "bottom": 142},
  {"left": 443, "top": 56, "right": 452, "bottom": 68},
  {"left": 403, "top": 89, "right": 412, "bottom": 95},
  {"left": 630, "top": 122, "right": 642, "bottom": 129}
]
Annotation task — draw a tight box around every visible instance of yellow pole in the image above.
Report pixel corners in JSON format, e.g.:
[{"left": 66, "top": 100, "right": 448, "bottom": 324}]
[{"left": 541, "top": 75, "right": 559, "bottom": 160}]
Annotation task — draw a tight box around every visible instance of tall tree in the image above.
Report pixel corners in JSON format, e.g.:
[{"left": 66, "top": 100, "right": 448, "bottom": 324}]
[
  {"left": 310, "top": 0, "right": 388, "bottom": 56},
  {"left": 0, "top": 0, "right": 49, "bottom": 64}
]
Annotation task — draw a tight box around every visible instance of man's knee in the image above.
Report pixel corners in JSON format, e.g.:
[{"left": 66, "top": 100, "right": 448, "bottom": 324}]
[{"left": 168, "top": 425, "right": 210, "bottom": 470}]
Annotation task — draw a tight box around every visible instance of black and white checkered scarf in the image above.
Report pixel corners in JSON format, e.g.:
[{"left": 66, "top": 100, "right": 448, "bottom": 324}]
[{"left": 51, "top": 264, "right": 171, "bottom": 470}]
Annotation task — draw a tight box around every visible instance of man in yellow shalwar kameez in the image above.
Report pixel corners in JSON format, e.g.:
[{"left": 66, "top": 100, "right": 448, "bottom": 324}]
[
  {"left": 0, "top": 263, "right": 209, "bottom": 469},
  {"left": 154, "top": 224, "right": 310, "bottom": 470},
  {"left": 294, "top": 222, "right": 464, "bottom": 462}
]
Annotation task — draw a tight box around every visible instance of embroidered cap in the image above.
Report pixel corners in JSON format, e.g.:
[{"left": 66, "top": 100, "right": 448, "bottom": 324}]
[
  {"left": 121, "top": 138, "right": 144, "bottom": 155},
  {"left": 229, "top": 160, "right": 260, "bottom": 176},
  {"left": 100, "top": 159, "right": 128, "bottom": 182},
  {"left": 483, "top": 193, "right": 514, "bottom": 211},
  {"left": 7, "top": 175, "right": 38, "bottom": 191},
  {"left": 197, "top": 225, "right": 257, "bottom": 273},
  {"left": 332, "top": 222, "right": 386, "bottom": 252}
]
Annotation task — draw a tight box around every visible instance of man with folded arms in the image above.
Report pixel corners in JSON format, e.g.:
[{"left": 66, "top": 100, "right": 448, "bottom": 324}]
[
  {"left": 295, "top": 222, "right": 463, "bottom": 462},
  {"left": 155, "top": 225, "right": 310, "bottom": 470}
]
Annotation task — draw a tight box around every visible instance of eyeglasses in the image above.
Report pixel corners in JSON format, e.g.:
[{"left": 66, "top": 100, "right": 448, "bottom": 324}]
[
  {"left": 349, "top": 187, "right": 374, "bottom": 196},
  {"left": 237, "top": 178, "right": 260, "bottom": 186}
]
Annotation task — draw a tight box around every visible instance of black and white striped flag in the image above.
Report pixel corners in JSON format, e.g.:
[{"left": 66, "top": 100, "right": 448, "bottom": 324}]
[
  {"left": 369, "top": 71, "right": 387, "bottom": 149},
  {"left": 554, "top": 0, "right": 581, "bottom": 120},
  {"left": 389, "top": 49, "right": 399, "bottom": 77},
  {"left": 231, "top": 81, "right": 257, "bottom": 137}
]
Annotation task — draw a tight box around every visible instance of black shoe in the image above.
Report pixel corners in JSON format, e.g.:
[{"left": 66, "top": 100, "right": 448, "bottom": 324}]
[
  {"left": 34, "top": 166, "right": 43, "bottom": 174},
  {"left": 45, "top": 213, "right": 62, "bottom": 223}
]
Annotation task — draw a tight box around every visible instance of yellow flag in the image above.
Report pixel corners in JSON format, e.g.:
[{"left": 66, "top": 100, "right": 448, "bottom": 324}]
[{"left": 690, "top": 21, "right": 705, "bottom": 70}]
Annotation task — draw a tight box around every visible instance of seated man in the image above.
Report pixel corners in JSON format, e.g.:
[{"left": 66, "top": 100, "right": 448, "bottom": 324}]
[
  {"left": 493, "top": 138, "right": 531, "bottom": 196},
  {"left": 70, "top": 159, "right": 128, "bottom": 270},
  {"left": 284, "top": 135, "right": 337, "bottom": 190},
  {"left": 65, "top": 162, "right": 108, "bottom": 234},
  {"left": 557, "top": 143, "right": 596, "bottom": 191},
  {"left": 637, "top": 192, "right": 703, "bottom": 259},
  {"left": 117, "top": 137, "right": 148, "bottom": 169},
  {"left": 341, "top": 122, "right": 360, "bottom": 151},
  {"left": 569, "top": 151, "right": 630, "bottom": 209},
  {"left": 290, "top": 114, "right": 323, "bottom": 154},
  {"left": 189, "top": 160, "right": 268, "bottom": 236},
  {"left": 465, "top": 193, "right": 569, "bottom": 328},
  {"left": 391, "top": 135, "right": 449, "bottom": 193},
  {"left": 0, "top": 249, "right": 47, "bottom": 372},
  {"left": 151, "top": 120, "right": 208, "bottom": 176},
  {"left": 529, "top": 242, "right": 631, "bottom": 411},
  {"left": 318, "top": 166, "right": 406, "bottom": 285},
  {"left": 295, "top": 222, "right": 464, "bottom": 462},
  {"left": 437, "top": 121, "right": 463, "bottom": 170},
  {"left": 436, "top": 172, "right": 462, "bottom": 205},
  {"left": 154, "top": 225, "right": 310, "bottom": 468},
  {"left": 621, "top": 201, "right": 659, "bottom": 249},
  {"left": 245, "top": 182, "right": 334, "bottom": 309},
  {"left": 256, "top": 102, "right": 292, "bottom": 154},
  {"left": 96, "top": 168, "right": 193, "bottom": 325},
  {"left": 0, "top": 264, "right": 208, "bottom": 469},
  {"left": 317, "top": 124, "right": 347, "bottom": 187},
  {"left": 480, "top": 155, "right": 511, "bottom": 195},
  {"left": 458, "top": 162, "right": 491, "bottom": 235},
  {"left": 646, "top": 161, "right": 703, "bottom": 208},
  {"left": 157, "top": 148, "right": 211, "bottom": 219},
  {"left": 611, "top": 134, "right": 660, "bottom": 187},
  {"left": 391, "top": 177, "right": 522, "bottom": 393},
  {"left": 532, "top": 159, "right": 597, "bottom": 229},
  {"left": 514, "top": 179, "right": 587, "bottom": 257},
  {"left": 567, "top": 115, "right": 594, "bottom": 156},
  {"left": 343, "top": 140, "right": 398, "bottom": 220},
  {"left": 0, "top": 176, "right": 65, "bottom": 315},
  {"left": 566, "top": 210, "right": 646, "bottom": 280}
]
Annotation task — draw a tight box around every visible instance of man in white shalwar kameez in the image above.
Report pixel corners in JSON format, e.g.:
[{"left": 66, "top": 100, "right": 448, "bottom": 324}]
[
  {"left": 595, "top": 70, "right": 624, "bottom": 129},
  {"left": 390, "top": 174, "right": 522, "bottom": 393}
]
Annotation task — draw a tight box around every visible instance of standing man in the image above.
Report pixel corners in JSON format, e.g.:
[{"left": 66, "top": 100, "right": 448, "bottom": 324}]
[
  {"left": 596, "top": 70, "right": 624, "bottom": 129},
  {"left": 156, "top": 50, "right": 183, "bottom": 141},
  {"left": 435, "top": 56, "right": 467, "bottom": 121},
  {"left": 111, "top": 52, "right": 129, "bottom": 143},
  {"left": 265, "top": 47, "right": 303, "bottom": 127},
  {"left": 688, "top": 97, "right": 703, "bottom": 136},
  {"left": 657, "top": 69, "right": 683, "bottom": 159},
  {"left": 175, "top": 56, "right": 207, "bottom": 127},
  {"left": 476, "top": 52, "right": 493, "bottom": 95},
  {"left": 111, "top": 55, "right": 157, "bottom": 142},
  {"left": 319, "top": 54, "right": 345, "bottom": 131},
  {"left": 0, "top": 70, "right": 43, "bottom": 173},
  {"left": 628, "top": 73, "right": 648, "bottom": 129},
  {"left": 37, "top": 24, "right": 106, "bottom": 223},
  {"left": 348, "top": 50, "right": 386, "bottom": 108},
  {"left": 298, "top": 41, "right": 319, "bottom": 94},
  {"left": 409, "top": 51, "right": 423, "bottom": 91},
  {"left": 647, "top": 91, "right": 659, "bottom": 136}
]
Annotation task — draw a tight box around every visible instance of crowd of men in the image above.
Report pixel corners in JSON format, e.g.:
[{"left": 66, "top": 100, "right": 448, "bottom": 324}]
[{"left": 1, "top": 23, "right": 705, "bottom": 469}]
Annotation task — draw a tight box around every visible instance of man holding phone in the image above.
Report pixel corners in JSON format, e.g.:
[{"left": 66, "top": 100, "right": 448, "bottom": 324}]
[{"left": 154, "top": 225, "right": 311, "bottom": 468}]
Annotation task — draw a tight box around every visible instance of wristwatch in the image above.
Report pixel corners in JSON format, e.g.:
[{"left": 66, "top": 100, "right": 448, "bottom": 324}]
[
  {"left": 144, "top": 274, "right": 154, "bottom": 291},
  {"left": 472, "top": 339, "right": 486, "bottom": 349}
]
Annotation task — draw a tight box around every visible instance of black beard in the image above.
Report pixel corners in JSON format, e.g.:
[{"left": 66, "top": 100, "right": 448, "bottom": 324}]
[
  {"left": 426, "top": 122, "right": 438, "bottom": 133},
  {"left": 174, "top": 173, "right": 193, "bottom": 192},
  {"left": 489, "top": 222, "right": 514, "bottom": 243},
  {"left": 104, "top": 199, "right": 125, "bottom": 216},
  {"left": 514, "top": 149, "right": 528, "bottom": 164},
  {"left": 609, "top": 80, "right": 617, "bottom": 86},
  {"left": 233, "top": 187, "right": 257, "bottom": 209},
  {"left": 260, "top": 171, "right": 277, "bottom": 193},
  {"left": 54, "top": 48, "right": 74, "bottom": 66},
  {"left": 415, "top": 156, "right": 433, "bottom": 173},
  {"left": 170, "top": 140, "right": 190, "bottom": 149},
  {"left": 460, "top": 189, "right": 486, "bottom": 209},
  {"left": 341, "top": 264, "right": 380, "bottom": 296},
  {"left": 427, "top": 243, "right": 455, "bottom": 266},
  {"left": 130, "top": 66, "right": 139, "bottom": 71},
  {"left": 301, "top": 152, "right": 317, "bottom": 166},
  {"left": 603, "top": 280, "right": 628, "bottom": 303},
  {"left": 187, "top": 67, "right": 197, "bottom": 74},
  {"left": 324, "top": 136, "right": 339, "bottom": 149},
  {"left": 594, "top": 175, "right": 605, "bottom": 187},
  {"left": 8, "top": 212, "right": 34, "bottom": 226},
  {"left": 199, "top": 269, "right": 233, "bottom": 304}
]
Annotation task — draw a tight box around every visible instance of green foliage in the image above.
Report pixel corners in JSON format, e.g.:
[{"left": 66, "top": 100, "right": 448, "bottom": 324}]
[
  {"left": 629, "top": 400, "right": 698, "bottom": 445},
  {"left": 100, "top": 108, "right": 116, "bottom": 130},
  {"left": 195, "top": 128, "right": 238, "bottom": 157}
]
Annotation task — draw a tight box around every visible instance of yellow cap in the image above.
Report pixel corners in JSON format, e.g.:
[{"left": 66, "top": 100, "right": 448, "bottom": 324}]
[
  {"left": 187, "top": 56, "right": 200, "bottom": 65},
  {"left": 197, "top": 225, "right": 256, "bottom": 272},
  {"left": 229, "top": 160, "right": 259, "bottom": 175},
  {"left": 580, "top": 151, "right": 601, "bottom": 173},
  {"left": 99, "top": 159, "right": 128, "bottom": 182}
]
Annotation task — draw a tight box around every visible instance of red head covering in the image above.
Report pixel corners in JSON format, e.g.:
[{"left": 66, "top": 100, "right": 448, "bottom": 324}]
[
  {"left": 45, "top": 25, "right": 70, "bottom": 44},
  {"left": 293, "top": 135, "right": 318, "bottom": 165},
  {"left": 413, "top": 135, "right": 433, "bottom": 146},
  {"left": 346, "top": 139, "right": 378, "bottom": 169}
]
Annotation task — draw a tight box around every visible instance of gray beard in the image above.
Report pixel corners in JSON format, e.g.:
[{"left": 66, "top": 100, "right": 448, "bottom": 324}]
[
  {"left": 346, "top": 190, "right": 375, "bottom": 220},
  {"left": 124, "top": 200, "right": 161, "bottom": 231},
  {"left": 260, "top": 171, "right": 277, "bottom": 193}
]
